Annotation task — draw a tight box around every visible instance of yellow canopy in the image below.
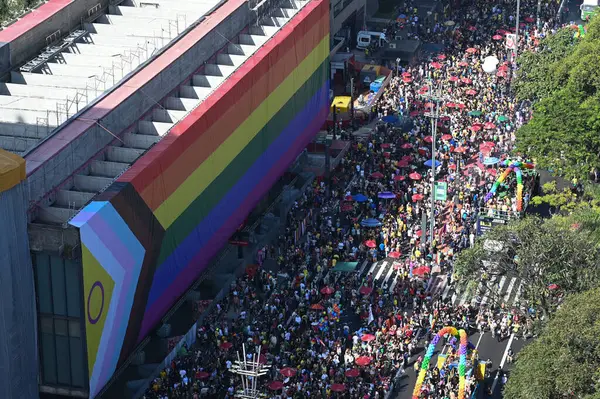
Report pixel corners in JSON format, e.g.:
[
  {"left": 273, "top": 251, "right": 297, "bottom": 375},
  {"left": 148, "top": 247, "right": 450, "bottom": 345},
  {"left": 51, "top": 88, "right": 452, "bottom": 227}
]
[
  {"left": 331, "top": 96, "right": 352, "bottom": 114},
  {"left": 0, "top": 149, "right": 26, "bottom": 193}
]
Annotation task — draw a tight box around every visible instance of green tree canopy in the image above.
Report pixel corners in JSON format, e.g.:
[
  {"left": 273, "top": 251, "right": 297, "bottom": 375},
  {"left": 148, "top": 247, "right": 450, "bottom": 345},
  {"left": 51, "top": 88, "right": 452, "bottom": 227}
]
[
  {"left": 453, "top": 215, "right": 600, "bottom": 319},
  {"left": 503, "top": 288, "right": 600, "bottom": 399},
  {"left": 514, "top": 16, "right": 600, "bottom": 179}
]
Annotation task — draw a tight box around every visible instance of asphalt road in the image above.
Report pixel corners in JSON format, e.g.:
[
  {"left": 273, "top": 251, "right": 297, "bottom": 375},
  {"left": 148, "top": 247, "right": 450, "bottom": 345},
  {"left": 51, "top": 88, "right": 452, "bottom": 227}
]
[{"left": 393, "top": 331, "right": 529, "bottom": 399}]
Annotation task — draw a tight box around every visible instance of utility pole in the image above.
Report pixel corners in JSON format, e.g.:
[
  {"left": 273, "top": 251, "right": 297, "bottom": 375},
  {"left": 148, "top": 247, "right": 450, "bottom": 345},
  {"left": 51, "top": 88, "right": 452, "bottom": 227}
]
[
  {"left": 536, "top": 0, "right": 542, "bottom": 29},
  {"left": 514, "top": 0, "right": 521, "bottom": 63},
  {"left": 419, "top": 80, "right": 449, "bottom": 251},
  {"left": 350, "top": 78, "right": 355, "bottom": 130}
]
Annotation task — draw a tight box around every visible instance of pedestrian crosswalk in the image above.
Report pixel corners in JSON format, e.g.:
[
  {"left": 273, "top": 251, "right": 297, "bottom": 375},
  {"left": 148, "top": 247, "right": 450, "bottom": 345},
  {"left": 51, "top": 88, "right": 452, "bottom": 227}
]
[
  {"left": 428, "top": 274, "right": 524, "bottom": 309},
  {"left": 358, "top": 258, "right": 403, "bottom": 293}
]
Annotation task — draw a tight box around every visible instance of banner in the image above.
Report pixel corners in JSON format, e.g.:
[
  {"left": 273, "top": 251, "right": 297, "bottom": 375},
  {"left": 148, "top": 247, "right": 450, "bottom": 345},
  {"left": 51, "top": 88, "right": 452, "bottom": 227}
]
[
  {"left": 437, "top": 354, "right": 447, "bottom": 370},
  {"left": 294, "top": 209, "right": 313, "bottom": 244},
  {"left": 505, "top": 33, "right": 517, "bottom": 50}
]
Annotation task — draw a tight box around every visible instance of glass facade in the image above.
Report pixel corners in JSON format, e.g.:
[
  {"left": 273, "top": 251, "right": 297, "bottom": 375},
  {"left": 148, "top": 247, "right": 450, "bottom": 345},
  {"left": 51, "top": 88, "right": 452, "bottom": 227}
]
[{"left": 33, "top": 253, "right": 87, "bottom": 389}]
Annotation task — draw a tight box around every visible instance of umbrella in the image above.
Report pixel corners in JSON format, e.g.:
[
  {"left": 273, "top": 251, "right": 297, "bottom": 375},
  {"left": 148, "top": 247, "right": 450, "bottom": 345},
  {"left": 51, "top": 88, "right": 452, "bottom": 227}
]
[
  {"left": 196, "top": 371, "right": 210, "bottom": 379},
  {"left": 468, "top": 25, "right": 477, "bottom": 31},
  {"left": 423, "top": 136, "right": 433, "bottom": 143},
  {"left": 413, "top": 266, "right": 431, "bottom": 276},
  {"left": 403, "top": 76, "right": 413, "bottom": 83},
  {"left": 380, "top": 143, "right": 391, "bottom": 149},
  {"left": 364, "top": 240, "right": 376, "bottom": 248},
  {"left": 320, "top": 286, "right": 335, "bottom": 295},
  {"left": 424, "top": 159, "right": 441, "bottom": 168},
  {"left": 484, "top": 122, "right": 496, "bottom": 129},
  {"left": 398, "top": 13, "right": 407, "bottom": 19},
  {"left": 486, "top": 168, "right": 498, "bottom": 176},
  {"left": 409, "top": 172, "right": 422, "bottom": 180},
  {"left": 431, "top": 61, "right": 443, "bottom": 69},
  {"left": 331, "top": 384, "right": 346, "bottom": 392},
  {"left": 497, "top": 71, "right": 507, "bottom": 78},
  {"left": 355, "top": 356, "right": 372, "bottom": 366},
  {"left": 437, "top": 54, "right": 447, "bottom": 60},
  {"left": 401, "top": 155, "right": 413, "bottom": 162},
  {"left": 361, "top": 218, "right": 382, "bottom": 227},
  {"left": 492, "top": 34, "right": 503, "bottom": 40},
  {"left": 397, "top": 160, "right": 410, "bottom": 168},
  {"left": 446, "top": 102, "right": 456, "bottom": 108},
  {"left": 470, "top": 124, "right": 482, "bottom": 132},
  {"left": 378, "top": 191, "right": 396, "bottom": 199},
  {"left": 388, "top": 251, "right": 401, "bottom": 258},
  {"left": 402, "top": 72, "right": 411, "bottom": 77},
  {"left": 468, "top": 110, "right": 482, "bottom": 117},
  {"left": 466, "top": 89, "right": 477, "bottom": 95},
  {"left": 412, "top": 194, "right": 424, "bottom": 201},
  {"left": 352, "top": 194, "right": 368, "bottom": 202},
  {"left": 498, "top": 65, "right": 509, "bottom": 72},
  {"left": 341, "top": 203, "right": 353, "bottom": 212},
  {"left": 381, "top": 115, "right": 399, "bottom": 124},
  {"left": 268, "top": 381, "right": 284, "bottom": 390},
  {"left": 466, "top": 47, "right": 478, "bottom": 54},
  {"left": 549, "top": 283, "right": 560, "bottom": 290},
  {"left": 220, "top": 342, "right": 233, "bottom": 350},
  {"left": 419, "top": 85, "right": 429, "bottom": 92},
  {"left": 361, "top": 334, "right": 376, "bottom": 342},
  {"left": 441, "top": 134, "right": 453, "bottom": 141},
  {"left": 359, "top": 286, "right": 373, "bottom": 295},
  {"left": 345, "top": 369, "right": 360, "bottom": 378},
  {"left": 424, "top": 102, "right": 435, "bottom": 108},
  {"left": 456, "top": 103, "right": 466, "bottom": 109},
  {"left": 497, "top": 29, "right": 507, "bottom": 34},
  {"left": 280, "top": 367, "right": 297, "bottom": 378},
  {"left": 460, "top": 77, "right": 472, "bottom": 84},
  {"left": 370, "top": 172, "right": 384, "bottom": 179},
  {"left": 453, "top": 146, "right": 467, "bottom": 153},
  {"left": 483, "top": 157, "right": 500, "bottom": 165},
  {"left": 449, "top": 76, "right": 459, "bottom": 82},
  {"left": 394, "top": 174, "right": 405, "bottom": 181},
  {"left": 458, "top": 61, "right": 469, "bottom": 67},
  {"left": 449, "top": 164, "right": 457, "bottom": 170},
  {"left": 497, "top": 115, "right": 509, "bottom": 122},
  {"left": 401, "top": 143, "right": 412, "bottom": 149},
  {"left": 310, "top": 303, "right": 325, "bottom": 310}
]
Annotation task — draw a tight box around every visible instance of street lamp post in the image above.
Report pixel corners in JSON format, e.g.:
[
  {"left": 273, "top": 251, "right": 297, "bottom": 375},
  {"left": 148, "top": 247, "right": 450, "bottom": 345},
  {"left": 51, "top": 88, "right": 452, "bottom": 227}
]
[{"left": 514, "top": 0, "right": 521, "bottom": 63}]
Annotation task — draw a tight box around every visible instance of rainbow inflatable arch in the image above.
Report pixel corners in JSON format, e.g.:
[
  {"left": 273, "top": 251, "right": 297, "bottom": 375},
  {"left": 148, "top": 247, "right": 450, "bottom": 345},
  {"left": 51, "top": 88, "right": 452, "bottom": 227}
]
[
  {"left": 484, "top": 160, "right": 534, "bottom": 211},
  {"left": 412, "top": 326, "right": 469, "bottom": 399}
]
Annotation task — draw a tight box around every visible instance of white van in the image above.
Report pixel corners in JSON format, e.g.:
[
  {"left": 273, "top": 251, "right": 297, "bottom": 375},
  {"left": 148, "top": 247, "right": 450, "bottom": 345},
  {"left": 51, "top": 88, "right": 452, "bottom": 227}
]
[
  {"left": 581, "top": 0, "right": 600, "bottom": 19},
  {"left": 356, "top": 31, "right": 388, "bottom": 50}
]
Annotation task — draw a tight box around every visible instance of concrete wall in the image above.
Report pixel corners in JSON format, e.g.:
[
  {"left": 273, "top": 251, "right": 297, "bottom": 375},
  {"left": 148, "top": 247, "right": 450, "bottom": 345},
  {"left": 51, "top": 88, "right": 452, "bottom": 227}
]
[
  {"left": 0, "top": 182, "right": 39, "bottom": 399},
  {"left": 331, "top": 0, "right": 365, "bottom": 37},
  {"left": 26, "top": 1, "right": 252, "bottom": 212},
  {"left": 0, "top": 0, "right": 111, "bottom": 78}
]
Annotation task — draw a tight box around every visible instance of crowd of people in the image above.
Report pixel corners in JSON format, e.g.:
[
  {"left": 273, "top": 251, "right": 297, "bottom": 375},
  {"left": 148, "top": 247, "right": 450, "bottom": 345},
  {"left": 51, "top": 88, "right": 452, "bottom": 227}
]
[{"left": 142, "top": 0, "right": 566, "bottom": 398}]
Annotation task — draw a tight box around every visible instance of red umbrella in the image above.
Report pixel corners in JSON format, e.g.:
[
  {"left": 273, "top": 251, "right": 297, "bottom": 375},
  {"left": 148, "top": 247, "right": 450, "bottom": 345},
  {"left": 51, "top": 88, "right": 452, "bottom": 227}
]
[
  {"left": 445, "top": 102, "right": 456, "bottom": 108},
  {"left": 492, "top": 34, "right": 503, "bottom": 40},
  {"left": 424, "top": 102, "right": 435, "bottom": 108},
  {"left": 548, "top": 284, "right": 560, "bottom": 290},
  {"left": 355, "top": 356, "right": 372, "bottom": 366},
  {"left": 453, "top": 146, "right": 467, "bottom": 153},
  {"left": 345, "top": 369, "right": 360, "bottom": 378},
  {"left": 361, "top": 334, "right": 376, "bottom": 342},
  {"left": 320, "top": 286, "right": 335, "bottom": 295},
  {"left": 468, "top": 25, "right": 477, "bottom": 31},
  {"left": 359, "top": 286, "right": 373, "bottom": 295},
  {"left": 431, "top": 61, "right": 443, "bottom": 69},
  {"left": 484, "top": 122, "right": 496, "bottom": 129},
  {"left": 498, "top": 65, "right": 509, "bottom": 72},
  {"left": 394, "top": 174, "right": 406, "bottom": 181},
  {"left": 437, "top": 54, "right": 447, "bottom": 60},
  {"left": 310, "top": 303, "right": 325, "bottom": 310},
  {"left": 409, "top": 172, "right": 422, "bottom": 180},
  {"left": 400, "top": 143, "right": 413, "bottom": 149},
  {"left": 268, "top": 381, "right": 284, "bottom": 390},
  {"left": 402, "top": 72, "right": 411, "bottom": 77},
  {"left": 458, "top": 61, "right": 469, "bottom": 67},
  {"left": 388, "top": 251, "right": 401, "bottom": 258},
  {"left": 441, "top": 134, "right": 453, "bottom": 141},
  {"left": 380, "top": 143, "right": 391, "bottom": 149},
  {"left": 448, "top": 76, "right": 459, "bottom": 82},
  {"left": 449, "top": 164, "right": 457, "bottom": 170},
  {"left": 466, "top": 47, "right": 478, "bottom": 54},
  {"left": 280, "top": 367, "right": 297, "bottom": 378},
  {"left": 470, "top": 124, "right": 482, "bottom": 132},
  {"left": 419, "top": 85, "right": 429, "bottom": 92},
  {"left": 413, "top": 266, "right": 431, "bottom": 276},
  {"left": 370, "top": 172, "right": 384, "bottom": 179},
  {"left": 412, "top": 194, "right": 424, "bottom": 201},
  {"left": 220, "top": 342, "right": 233, "bottom": 350},
  {"left": 397, "top": 160, "right": 410, "bottom": 168},
  {"left": 403, "top": 76, "right": 413, "bottom": 83},
  {"left": 331, "top": 383, "right": 346, "bottom": 392},
  {"left": 423, "top": 136, "right": 433, "bottom": 143},
  {"left": 486, "top": 168, "right": 498, "bottom": 176},
  {"left": 466, "top": 89, "right": 477, "bottom": 96},
  {"left": 497, "top": 71, "right": 507, "bottom": 78},
  {"left": 196, "top": 371, "right": 210, "bottom": 379},
  {"left": 364, "top": 240, "right": 376, "bottom": 248},
  {"left": 401, "top": 155, "right": 413, "bottom": 162},
  {"left": 456, "top": 103, "right": 466, "bottom": 109},
  {"left": 460, "top": 77, "right": 472, "bottom": 84}
]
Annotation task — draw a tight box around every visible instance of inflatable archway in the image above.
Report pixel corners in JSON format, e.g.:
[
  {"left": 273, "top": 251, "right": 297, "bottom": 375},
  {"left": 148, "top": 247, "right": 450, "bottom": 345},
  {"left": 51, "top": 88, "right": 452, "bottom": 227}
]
[
  {"left": 412, "top": 326, "right": 469, "bottom": 399},
  {"left": 484, "top": 160, "right": 534, "bottom": 211}
]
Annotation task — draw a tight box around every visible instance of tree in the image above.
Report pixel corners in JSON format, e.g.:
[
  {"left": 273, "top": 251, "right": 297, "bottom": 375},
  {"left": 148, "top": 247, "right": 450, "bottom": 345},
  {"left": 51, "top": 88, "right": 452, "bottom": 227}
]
[
  {"left": 503, "top": 288, "right": 600, "bottom": 399},
  {"left": 530, "top": 181, "right": 600, "bottom": 214},
  {"left": 453, "top": 216, "right": 600, "bottom": 319},
  {"left": 514, "top": 16, "right": 600, "bottom": 180}
]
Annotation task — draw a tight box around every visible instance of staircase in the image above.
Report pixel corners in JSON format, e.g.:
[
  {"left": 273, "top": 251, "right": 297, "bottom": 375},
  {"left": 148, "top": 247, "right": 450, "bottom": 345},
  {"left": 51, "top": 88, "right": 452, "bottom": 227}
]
[{"left": 35, "top": 0, "right": 309, "bottom": 225}]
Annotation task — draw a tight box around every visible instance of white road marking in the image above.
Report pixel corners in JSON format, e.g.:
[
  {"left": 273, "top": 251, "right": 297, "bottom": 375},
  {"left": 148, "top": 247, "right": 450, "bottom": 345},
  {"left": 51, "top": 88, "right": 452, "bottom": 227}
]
[
  {"left": 491, "top": 333, "right": 515, "bottom": 393},
  {"left": 504, "top": 277, "right": 517, "bottom": 303},
  {"left": 475, "top": 332, "right": 484, "bottom": 349},
  {"left": 358, "top": 259, "right": 369, "bottom": 274},
  {"left": 513, "top": 282, "right": 523, "bottom": 305},
  {"left": 375, "top": 261, "right": 388, "bottom": 280},
  {"left": 442, "top": 284, "right": 452, "bottom": 300},
  {"left": 367, "top": 261, "right": 378, "bottom": 275},
  {"left": 383, "top": 262, "right": 395, "bottom": 285},
  {"left": 481, "top": 276, "right": 497, "bottom": 306}
]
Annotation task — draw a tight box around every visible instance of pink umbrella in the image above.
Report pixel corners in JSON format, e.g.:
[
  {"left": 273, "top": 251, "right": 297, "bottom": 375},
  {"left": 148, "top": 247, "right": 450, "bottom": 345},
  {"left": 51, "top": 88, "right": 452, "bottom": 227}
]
[
  {"left": 403, "top": 76, "right": 413, "bottom": 83},
  {"left": 196, "top": 371, "right": 210, "bottom": 379},
  {"left": 321, "top": 286, "right": 335, "bottom": 295},
  {"left": 413, "top": 266, "right": 431, "bottom": 276},
  {"left": 449, "top": 76, "right": 459, "bottom": 82},
  {"left": 441, "top": 134, "right": 453, "bottom": 141},
  {"left": 361, "top": 334, "right": 376, "bottom": 342},
  {"left": 460, "top": 77, "right": 472, "bottom": 84},
  {"left": 388, "top": 251, "right": 401, "bottom": 258},
  {"left": 364, "top": 240, "right": 376, "bottom": 248},
  {"left": 423, "top": 136, "right": 433, "bottom": 143},
  {"left": 331, "top": 383, "right": 346, "bottom": 392},
  {"left": 470, "top": 124, "right": 482, "bottom": 132},
  {"left": 409, "top": 172, "right": 422, "bottom": 180},
  {"left": 355, "top": 356, "right": 372, "bottom": 366},
  {"left": 397, "top": 160, "right": 410, "bottom": 168},
  {"left": 484, "top": 122, "right": 496, "bottom": 129},
  {"left": 412, "top": 194, "right": 424, "bottom": 201},
  {"left": 424, "top": 102, "right": 435, "bottom": 108},
  {"left": 466, "top": 89, "right": 477, "bottom": 96},
  {"left": 220, "top": 342, "right": 233, "bottom": 350},
  {"left": 359, "top": 286, "right": 373, "bottom": 295},
  {"left": 394, "top": 175, "right": 406, "bottom": 181},
  {"left": 466, "top": 47, "right": 478, "bottom": 54},
  {"left": 468, "top": 25, "right": 477, "bottom": 31},
  {"left": 453, "top": 146, "right": 467, "bottom": 153},
  {"left": 548, "top": 284, "right": 559, "bottom": 290},
  {"left": 280, "top": 367, "right": 297, "bottom": 378},
  {"left": 525, "top": 16, "right": 534, "bottom": 23},
  {"left": 401, "top": 143, "right": 413, "bottom": 149},
  {"left": 431, "top": 61, "right": 443, "bottom": 69},
  {"left": 268, "top": 381, "right": 284, "bottom": 390},
  {"left": 458, "top": 61, "right": 469, "bottom": 67},
  {"left": 498, "top": 65, "right": 509, "bottom": 72},
  {"left": 345, "top": 369, "right": 360, "bottom": 378},
  {"left": 370, "top": 172, "right": 384, "bottom": 179},
  {"left": 492, "top": 34, "right": 502, "bottom": 40},
  {"left": 497, "top": 71, "right": 507, "bottom": 78},
  {"left": 437, "top": 54, "right": 447, "bottom": 60}
]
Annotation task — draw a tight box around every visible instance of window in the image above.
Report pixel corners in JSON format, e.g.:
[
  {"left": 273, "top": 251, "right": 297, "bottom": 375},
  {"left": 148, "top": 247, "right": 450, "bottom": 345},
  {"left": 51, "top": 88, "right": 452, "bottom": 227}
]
[
  {"left": 50, "top": 256, "right": 67, "bottom": 316},
  {"left": 333, "top": 0, "right": 343, "bottom": 17}
]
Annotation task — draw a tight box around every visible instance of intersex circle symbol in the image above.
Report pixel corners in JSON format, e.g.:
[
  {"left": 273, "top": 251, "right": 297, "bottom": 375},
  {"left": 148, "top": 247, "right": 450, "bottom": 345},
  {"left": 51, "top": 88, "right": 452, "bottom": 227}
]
[{"left": 87, "top": 281, "right": 105, "bottom": 325}]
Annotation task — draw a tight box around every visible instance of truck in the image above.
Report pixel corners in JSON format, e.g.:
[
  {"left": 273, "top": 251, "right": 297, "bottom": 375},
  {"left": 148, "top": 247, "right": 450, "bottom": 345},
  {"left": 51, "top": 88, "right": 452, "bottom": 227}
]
[
  {"left": 581, "top": 0, "right": 599, "bottom": 20},
  {"left": 356, "top": 31, "right": 388, "bottom": 50}
]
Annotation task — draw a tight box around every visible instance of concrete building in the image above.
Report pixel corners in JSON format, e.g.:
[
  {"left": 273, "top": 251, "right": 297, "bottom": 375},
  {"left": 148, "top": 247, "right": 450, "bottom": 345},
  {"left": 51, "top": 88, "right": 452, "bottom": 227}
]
[{"left": 0, "top": 0, "right": 330, "bottom": 397}]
